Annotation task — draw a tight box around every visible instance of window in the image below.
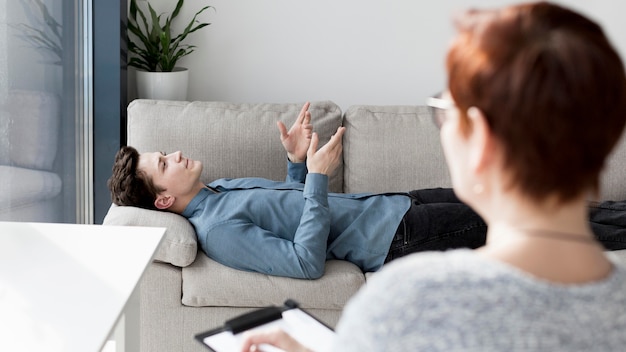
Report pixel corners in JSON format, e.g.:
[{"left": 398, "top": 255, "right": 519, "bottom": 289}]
[{"left": 1, "top": 0, "right": 92, "bottom": 223}]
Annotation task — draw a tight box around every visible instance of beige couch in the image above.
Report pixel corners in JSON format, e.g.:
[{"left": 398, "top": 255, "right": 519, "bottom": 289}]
[{"left": 103, "top": 99, "right": 626, "bottom": 352}]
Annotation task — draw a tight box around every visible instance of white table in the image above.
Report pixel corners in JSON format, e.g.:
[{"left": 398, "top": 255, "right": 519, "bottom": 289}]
[{"left": 0, "top": 222, "right": 165, "bottom": 352}]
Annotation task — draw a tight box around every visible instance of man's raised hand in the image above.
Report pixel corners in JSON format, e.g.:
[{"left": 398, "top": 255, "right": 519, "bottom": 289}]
[
  {"left": 277, "top": 102, "right": 313, "bottom": 163},
  {"left": 306, "top": 126, "right": 346, "bottom": 176}
]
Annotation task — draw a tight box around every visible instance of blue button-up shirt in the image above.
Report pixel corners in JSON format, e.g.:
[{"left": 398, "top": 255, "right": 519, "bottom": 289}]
[{"left": 182, "top": 162, "right": 410, "bottom": 279}]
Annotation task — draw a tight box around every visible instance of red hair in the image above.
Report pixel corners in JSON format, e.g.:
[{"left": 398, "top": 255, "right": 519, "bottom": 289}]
[{"left": 446, "top": 2, "right": 626, "bottom": 202}]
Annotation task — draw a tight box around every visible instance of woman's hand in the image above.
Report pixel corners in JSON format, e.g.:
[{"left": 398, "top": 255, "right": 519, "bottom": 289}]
[
  {"left": 278, "top": 102, "right": 313, "bottom": 163},
  {"left": 240, "top": 328, "right": 313, "bottom": 352}
]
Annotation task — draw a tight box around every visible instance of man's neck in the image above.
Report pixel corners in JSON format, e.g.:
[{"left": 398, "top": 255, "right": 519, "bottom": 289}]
[{"left": 169, "top": 183, "right": 208, "bottom": 214}]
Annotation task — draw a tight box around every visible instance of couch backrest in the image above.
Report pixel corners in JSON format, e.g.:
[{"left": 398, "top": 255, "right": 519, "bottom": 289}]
[
  {"left": 127, "top": 99, "right": 626, "bottom": 201},
  {"left": 342, "top": 105, "right": 451, "bottom": 194},
  {"left": 343, "top": 104, "right": 626, "bottom": 201},
  {"left": 126, "top": 100, "right": 344, "bottom": 192},
  {"left": 600, "top": 132, "right": 626, "bottom": 201}
]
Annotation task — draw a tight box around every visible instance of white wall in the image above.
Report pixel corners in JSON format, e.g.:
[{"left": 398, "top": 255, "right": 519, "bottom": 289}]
[{"left": 130, "top": 0, "right": 626, "bottom": 112}]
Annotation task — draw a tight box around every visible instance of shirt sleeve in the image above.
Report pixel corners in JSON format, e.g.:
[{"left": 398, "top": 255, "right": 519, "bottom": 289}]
[
  {"left": 202, "top": 173, "right": 331, "bottom": 279},
  {"left": 286, "top": 159, "right": 308, "bottom": 183}
]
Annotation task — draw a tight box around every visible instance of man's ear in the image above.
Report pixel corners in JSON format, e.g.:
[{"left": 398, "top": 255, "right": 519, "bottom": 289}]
[
  {"left": 466, "top": 107, "right": 496, "bottom": 173},
  {"left": 154, "top": 194, "right": 175, "bottom": 210}
]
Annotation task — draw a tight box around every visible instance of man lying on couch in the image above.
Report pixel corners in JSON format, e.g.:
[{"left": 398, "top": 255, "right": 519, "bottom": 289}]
[
  {"left": 107, "top": 102, "right": 488, "bottom": 279},
  {"left": 108, "top": 102, "right": 626, "bottom": 279}
]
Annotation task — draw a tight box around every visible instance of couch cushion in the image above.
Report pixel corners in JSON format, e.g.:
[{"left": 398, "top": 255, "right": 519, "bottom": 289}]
[
  {"left": 0, "top": 165, "right": 61, "bottom": 212},
  {"left": 343, "top": 105, "right": 451, "bottom": 194},
  {"left": 609, "top": 249, "right": 626, "bottom": 264},
  {"left": 0, "top": 90, "right": 60, "bottom": 170},
  {"left": 126, "top": 100, "right": 344, "bottom": 193},
  {"left": 600, "top": 132, "right": 626, "bottom": 201},
  {"left": 103, "top": 204, "right": 197, "bottom": 267},
  {"left": 182, "top": 253, "right": 365, "bottom": 309}
]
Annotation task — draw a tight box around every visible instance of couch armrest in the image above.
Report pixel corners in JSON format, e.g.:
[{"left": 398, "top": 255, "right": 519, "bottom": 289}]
[{"left": 103, "top": 204, "right": 197, "bottom": 267}]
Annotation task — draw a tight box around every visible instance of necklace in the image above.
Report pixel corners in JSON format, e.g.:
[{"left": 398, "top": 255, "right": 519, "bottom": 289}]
[{"left": 515, "top": 228, "right": 598, "bottom": 245}]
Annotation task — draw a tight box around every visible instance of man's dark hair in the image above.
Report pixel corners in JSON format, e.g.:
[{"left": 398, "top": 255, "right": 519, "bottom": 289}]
[{"left": 107, "top": 146, "right": 164, "bottom": 210}]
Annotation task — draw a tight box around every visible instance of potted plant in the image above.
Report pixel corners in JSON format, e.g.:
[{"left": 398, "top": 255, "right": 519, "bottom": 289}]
[{"left": 127, "top": 0, "right": 214, "bottom": 100}]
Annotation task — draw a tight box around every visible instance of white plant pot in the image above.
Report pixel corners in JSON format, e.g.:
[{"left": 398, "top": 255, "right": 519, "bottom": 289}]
[{"left": 136, "top": 67, "right": 189, "bottom": 101}]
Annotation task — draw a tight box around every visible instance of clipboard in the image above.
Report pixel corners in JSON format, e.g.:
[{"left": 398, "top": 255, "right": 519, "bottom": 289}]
[{"left": 195, "top": 299, "right": 335, "bottom": 352}]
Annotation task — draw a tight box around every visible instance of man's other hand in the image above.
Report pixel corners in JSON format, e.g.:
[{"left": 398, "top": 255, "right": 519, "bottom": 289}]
[
  {"left": 278, "top": 102, "right": 313, "bottom": 163},
  {"left": 306, "top": 126, "right": 345, "bottom": 176}
]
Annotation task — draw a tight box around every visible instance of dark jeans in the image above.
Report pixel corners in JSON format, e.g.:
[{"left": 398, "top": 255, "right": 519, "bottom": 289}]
[
  {"left": 385, "top": 188, "right": 487, "bottom": 263},
  {"left": 589, "top": 200, "right": 626, "bottom": 250},
  {"left": 385, "top": 188, "right": 626, "bottom": 263}
]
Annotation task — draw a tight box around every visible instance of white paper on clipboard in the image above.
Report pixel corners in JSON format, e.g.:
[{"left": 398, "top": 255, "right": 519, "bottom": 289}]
[{"left": 196, "top": 304, "right": 335, "bottom": 352}]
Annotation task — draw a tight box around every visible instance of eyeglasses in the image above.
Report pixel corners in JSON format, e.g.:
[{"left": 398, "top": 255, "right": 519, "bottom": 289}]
[{"left": 426, "top": 92, "right": 455, "bottom": 129}]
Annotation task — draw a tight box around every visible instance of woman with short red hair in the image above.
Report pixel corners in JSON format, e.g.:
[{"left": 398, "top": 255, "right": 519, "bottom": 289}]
[{"left": 242, "top": 2, "right": 626, "bottom": 351}]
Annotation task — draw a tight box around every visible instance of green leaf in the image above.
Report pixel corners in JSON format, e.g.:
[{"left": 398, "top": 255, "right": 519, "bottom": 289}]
[
  {"left": 126, "top": 0, "right": 214, "bottom": 72},
  {"left": 171, "top": 0, "right": 185, "bottom": 21}
]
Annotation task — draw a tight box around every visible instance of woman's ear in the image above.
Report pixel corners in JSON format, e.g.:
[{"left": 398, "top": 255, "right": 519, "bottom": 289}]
[
  {"left": 154, "top": 194, "right": 175, "bottom": 210},
  {"left": 466, "top": 107, "right": 496, "bottom": 173}
]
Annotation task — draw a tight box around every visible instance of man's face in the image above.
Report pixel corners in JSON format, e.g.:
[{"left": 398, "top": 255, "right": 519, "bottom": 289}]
[{"left": 138, "top": 151, "right": 203, "bottom": 200}]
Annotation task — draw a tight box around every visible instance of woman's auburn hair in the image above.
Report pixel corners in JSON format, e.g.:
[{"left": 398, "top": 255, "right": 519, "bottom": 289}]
[{"left": 446, "top": 1, "right": 626, "bottom": 203}]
